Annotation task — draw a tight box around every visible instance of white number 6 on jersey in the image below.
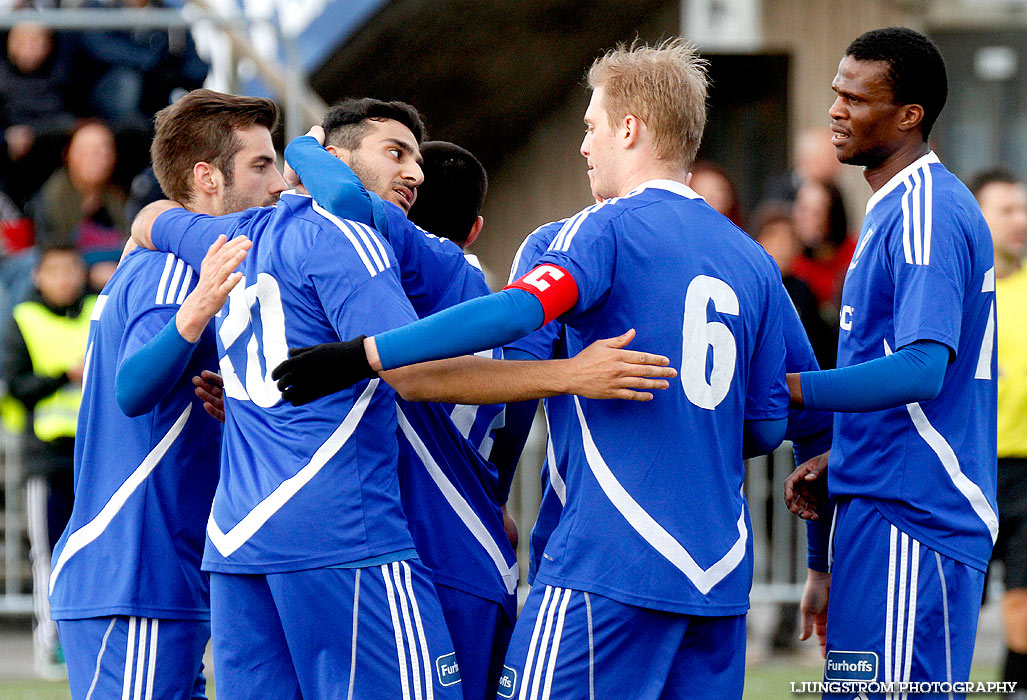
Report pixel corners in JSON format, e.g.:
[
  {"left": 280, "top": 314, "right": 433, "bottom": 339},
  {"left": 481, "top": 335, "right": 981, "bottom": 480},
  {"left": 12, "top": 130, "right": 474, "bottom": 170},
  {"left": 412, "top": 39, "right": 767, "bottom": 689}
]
[{"left": 681, "top": 275, "right": 739, "bottom": 409}]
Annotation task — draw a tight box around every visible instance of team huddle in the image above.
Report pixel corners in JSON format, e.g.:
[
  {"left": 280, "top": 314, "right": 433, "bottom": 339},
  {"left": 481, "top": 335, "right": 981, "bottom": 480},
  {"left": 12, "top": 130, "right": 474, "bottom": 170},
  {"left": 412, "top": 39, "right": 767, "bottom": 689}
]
[{"left": 48, "top": 27, "right": 997, "bottom": 700}]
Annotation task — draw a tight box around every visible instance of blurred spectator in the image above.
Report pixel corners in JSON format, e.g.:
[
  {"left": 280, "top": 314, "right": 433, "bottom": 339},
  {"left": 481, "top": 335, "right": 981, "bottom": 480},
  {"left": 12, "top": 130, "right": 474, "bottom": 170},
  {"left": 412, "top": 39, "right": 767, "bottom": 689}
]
[
  {"left": 79, "top": 0, "right": 207, "bottom": 130},
  {"left": 750, "top": 201, "right": 836, "bottom": 369},
  {"left": 790, "top": 178, "right": 854, "bottom": 316},
  {"left": 29, "top": 120, "right": 128, "bottom": 263},
  {"left": 970, "top": 168, "right": 1027, "bottom": 694},
  {"left": 0, "top": 23, "right": 78, "bottom": 208},
  {"left": 1, "top": 245, "right": 92, "bottom": 678},
  {"left": 690, "top": 160, "right": 744, "bottom": 228},
  {"left": 763, "top": 125, "right": 843, "bottom": 202},
  {"left": 0, "top": 192, "right": 39, "bottom": 351}
]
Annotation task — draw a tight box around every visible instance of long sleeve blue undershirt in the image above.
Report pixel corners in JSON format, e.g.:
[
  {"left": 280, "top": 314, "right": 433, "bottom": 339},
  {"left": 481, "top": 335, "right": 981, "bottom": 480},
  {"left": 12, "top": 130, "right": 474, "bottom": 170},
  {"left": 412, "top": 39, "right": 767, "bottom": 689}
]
[
  {"left": 799, "top": 340, "right": 949, "bottom": 413},
  {"left": 284, "top": 135, "right": 389, "bottom": 236},
  {"left": 376, "top": 288, "right": 546, "bottom": 371},
  {"left": 116, "top": 315, "right": 200, "bottom": 417},
  {"left": 800, "top": 340, "right": 948, "bottom": 572},
  {"left": 743, "top": 418, "right": 788, "bottom": 459}
]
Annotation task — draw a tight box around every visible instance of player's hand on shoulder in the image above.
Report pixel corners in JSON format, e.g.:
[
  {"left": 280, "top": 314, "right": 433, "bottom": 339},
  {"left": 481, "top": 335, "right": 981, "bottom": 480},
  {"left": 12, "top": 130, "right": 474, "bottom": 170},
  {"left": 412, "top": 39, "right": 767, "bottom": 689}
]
[
  {"left": 565, "top": 328, "right": 676, "bottom": 401},
  {"left": 272, "top": 336, "right": 377, "bottom": 406},
  {"left": 784, "top": 451, "right": 829, "bottom": 520},
  {"left": 283, "top": 125, "right": 326, "bottom": 193}
]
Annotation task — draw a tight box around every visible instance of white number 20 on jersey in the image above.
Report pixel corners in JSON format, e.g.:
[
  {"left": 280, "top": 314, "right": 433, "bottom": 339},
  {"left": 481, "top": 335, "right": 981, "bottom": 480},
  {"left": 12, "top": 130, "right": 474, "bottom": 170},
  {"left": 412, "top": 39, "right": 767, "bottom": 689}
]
[
  {"left": 681, "top": 275, "right": 739, "bottom": 409},
  {"left": 218, "top": 273, "right": 289, "bottom": 408}
]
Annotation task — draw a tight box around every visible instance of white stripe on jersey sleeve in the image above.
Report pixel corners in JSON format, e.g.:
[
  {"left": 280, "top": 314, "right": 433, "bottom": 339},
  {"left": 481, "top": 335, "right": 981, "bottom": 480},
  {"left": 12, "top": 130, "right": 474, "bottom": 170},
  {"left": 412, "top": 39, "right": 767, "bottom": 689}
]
[
  {"left": 357, "top": 220, "right": 391, "bottom": 269},
  {"left": 509, "top": 221, "right": 567, "bottom": 283},
  {"left": 155, "top": 254, "right": 175, "bottom": 305},
  {"left": 175, "top": 267, "right": 194, "bottom": 305},
  {"left": 311, "top": 202, "right": 382, "bottom": 277},
  {"left": 922, "top": 162, "right": 934, "bottom": 265},
  {"left": 550, "top": 209, "right": 589, "bottom": 253},
  {"left": 901, "top": 180, "right": 913, "bottom": 265},
  {"left": 164, "top": 259, "right": 185, "bottom": 305},
  {"left": 348, "top": 221, "right": 387, "bottom": 273},
  {"left": 911, "top": 170, "right": 923, "bottom": 265}
]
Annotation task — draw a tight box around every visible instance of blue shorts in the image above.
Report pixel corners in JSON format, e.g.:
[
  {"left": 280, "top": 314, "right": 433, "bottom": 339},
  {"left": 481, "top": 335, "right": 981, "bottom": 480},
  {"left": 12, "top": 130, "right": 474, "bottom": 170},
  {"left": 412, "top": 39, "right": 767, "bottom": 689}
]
[
  {"left": 825, "top": 498, "right": 985, "bottom": 699},
  {"left": 436, "top": 583, "right": 513, "bottom": 699},
  {"left": 58, "top": 616, "right": 208, "bottom": 700},
  {"left": 500, "top": 584, "right": 745, "bottom": 700},
  {"left": 210, "top": 559, "right": 462, "bottom": 700}
]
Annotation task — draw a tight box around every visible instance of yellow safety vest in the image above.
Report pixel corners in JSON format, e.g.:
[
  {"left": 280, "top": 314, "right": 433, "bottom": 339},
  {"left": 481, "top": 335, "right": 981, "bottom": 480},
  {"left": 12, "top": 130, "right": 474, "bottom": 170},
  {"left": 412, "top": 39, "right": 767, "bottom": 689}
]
[
  {"left": 12, "top": 296, "right": 95, "bottom": 442},
  {"left": 998, "top": 267, "right": 1027, "bottom": 457}
]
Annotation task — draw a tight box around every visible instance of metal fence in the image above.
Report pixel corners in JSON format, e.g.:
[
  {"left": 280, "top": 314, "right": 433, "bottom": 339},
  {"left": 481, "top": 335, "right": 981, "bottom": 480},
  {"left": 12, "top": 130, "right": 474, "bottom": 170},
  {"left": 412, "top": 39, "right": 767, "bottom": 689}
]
[{"left": 0, "top": 430, "right": 30, "bottom": 613}]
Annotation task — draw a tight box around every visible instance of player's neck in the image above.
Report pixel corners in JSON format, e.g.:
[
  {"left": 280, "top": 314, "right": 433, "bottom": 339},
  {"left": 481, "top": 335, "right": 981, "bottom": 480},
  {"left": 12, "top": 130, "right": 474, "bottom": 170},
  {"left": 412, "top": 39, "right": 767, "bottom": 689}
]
[
  {"left": 617, "top": 167, "right": 688, "bottom": 197},
  {"left": 187, "top": 191, "right": 221, "bottom": 217},
  {"left": 863, "top": 140, "right": 931, "bottom": 193}
]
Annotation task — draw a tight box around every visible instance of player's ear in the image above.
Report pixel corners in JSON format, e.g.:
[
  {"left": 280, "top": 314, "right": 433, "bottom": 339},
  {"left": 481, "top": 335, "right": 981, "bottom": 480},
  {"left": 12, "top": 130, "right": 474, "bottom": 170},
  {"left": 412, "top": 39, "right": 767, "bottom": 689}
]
[
  {"left": 325, "top": 144, "right": 346, "bottom": 161},
  {"left": 464, "top": 216, "right": 484, "bottom": 248},
  {"left": 622, "top": 114, "right": 641, "bottom": 149},
  {"left": 193, "top": 162, "right": 220, "bottom": 195},
  {"left": 897, "top": 103, "right": 925, "bottom": 133}
]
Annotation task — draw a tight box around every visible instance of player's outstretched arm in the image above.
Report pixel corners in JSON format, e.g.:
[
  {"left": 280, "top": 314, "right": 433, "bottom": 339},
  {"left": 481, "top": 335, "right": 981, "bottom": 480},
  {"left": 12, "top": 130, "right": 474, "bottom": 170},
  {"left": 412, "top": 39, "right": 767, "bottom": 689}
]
[
  {"left": 380, "top": 328, "right": 676, "bottom": 404},
  {"left": 272, "top": 328, "right": 676, "bottom": 406},
  {"left": 788, "top": 340, "right": 948, "bottom": 411},
  {"left": 130, "top": 199, "right": 184, "bottom": 250}
]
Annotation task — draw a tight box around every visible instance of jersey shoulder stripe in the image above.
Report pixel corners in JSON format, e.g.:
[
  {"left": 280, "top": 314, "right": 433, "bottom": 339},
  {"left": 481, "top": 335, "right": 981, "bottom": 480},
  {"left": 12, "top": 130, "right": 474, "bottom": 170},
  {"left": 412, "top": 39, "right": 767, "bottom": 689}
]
[
  {"left": 865, "top": 152, "right": 943, "bottom": 268},
  {"left": 153, "top": 254, "right": 195, "bottom": 306},
  {"left": 310, "top": 201, "right": 392, "bottom": 278},
  {"left": 509, "top": 220, "right": 566, "bottom": 283},
  {"left": 898, "top": 161, "right": 935, "bottom": 267}
]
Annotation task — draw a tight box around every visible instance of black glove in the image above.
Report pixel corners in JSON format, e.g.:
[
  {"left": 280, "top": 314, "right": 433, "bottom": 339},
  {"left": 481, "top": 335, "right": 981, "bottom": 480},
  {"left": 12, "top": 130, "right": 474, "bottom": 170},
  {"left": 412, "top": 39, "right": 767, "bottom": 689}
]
[{"left": 271, "top": 335, "right": 376, "bottom": 406}]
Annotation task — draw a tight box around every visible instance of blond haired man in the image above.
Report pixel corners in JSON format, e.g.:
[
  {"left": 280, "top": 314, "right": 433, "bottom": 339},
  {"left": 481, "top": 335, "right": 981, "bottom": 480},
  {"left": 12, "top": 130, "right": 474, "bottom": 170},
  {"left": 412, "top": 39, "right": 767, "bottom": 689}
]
[{"left": 276, "top": 39, "right": 792, "bottom": 699}]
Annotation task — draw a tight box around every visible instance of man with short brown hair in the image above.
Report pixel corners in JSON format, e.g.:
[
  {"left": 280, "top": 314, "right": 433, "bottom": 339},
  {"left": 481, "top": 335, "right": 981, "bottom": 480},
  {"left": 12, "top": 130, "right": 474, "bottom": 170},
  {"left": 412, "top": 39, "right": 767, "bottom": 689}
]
[{"left": 49, "top": 89, "right": 282, "bottom": 700}]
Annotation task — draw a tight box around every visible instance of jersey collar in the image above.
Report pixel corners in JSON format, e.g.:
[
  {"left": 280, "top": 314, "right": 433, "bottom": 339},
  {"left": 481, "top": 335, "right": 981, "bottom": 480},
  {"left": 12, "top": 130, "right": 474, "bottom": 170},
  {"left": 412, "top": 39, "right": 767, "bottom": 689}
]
[
  {"left": 865, "top": 151, "right": 941, "bottom": 215},
  {"left": 629, "top": 179, "right": 705, "bottom": 201}
]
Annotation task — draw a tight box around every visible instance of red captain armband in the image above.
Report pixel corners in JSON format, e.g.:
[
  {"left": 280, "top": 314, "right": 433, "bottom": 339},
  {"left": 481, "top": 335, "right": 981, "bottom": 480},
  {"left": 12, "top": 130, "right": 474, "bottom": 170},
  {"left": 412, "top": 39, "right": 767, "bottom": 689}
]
[{"left": 504, "top": 263, "right": 579, "bottom": 325}]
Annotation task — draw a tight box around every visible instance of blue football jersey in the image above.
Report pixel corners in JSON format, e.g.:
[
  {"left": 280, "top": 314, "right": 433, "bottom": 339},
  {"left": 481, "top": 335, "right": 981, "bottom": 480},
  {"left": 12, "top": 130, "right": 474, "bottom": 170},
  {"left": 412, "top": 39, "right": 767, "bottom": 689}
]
[
  {"left": 377, "top": 207, "right": 516, "bottom": 614},
  {"left": 49, "top": 249, "right": 221, "bottom": 620},
  {"left": 505, "top": 220, "right": 570, "bottom": 583},
  {"left": 828, "top": 152, "right": 998, "bottom": 571},
  {"left": 382, "top": 203, "right": 506, "bottom": 457},
  {"left": 530, "top": 180, "right": 790, "bottom": 614},
  {"left": 151, "top": 194, "right": 418, "bottom": 573}
]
